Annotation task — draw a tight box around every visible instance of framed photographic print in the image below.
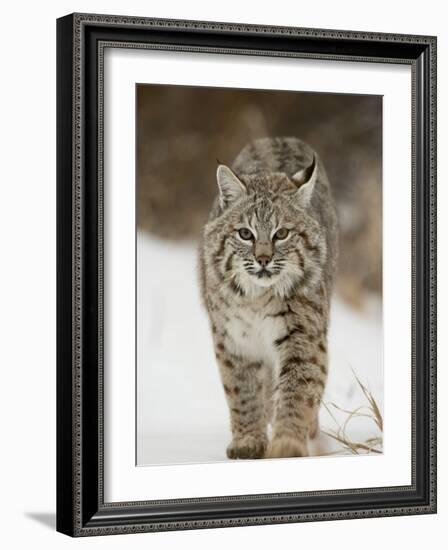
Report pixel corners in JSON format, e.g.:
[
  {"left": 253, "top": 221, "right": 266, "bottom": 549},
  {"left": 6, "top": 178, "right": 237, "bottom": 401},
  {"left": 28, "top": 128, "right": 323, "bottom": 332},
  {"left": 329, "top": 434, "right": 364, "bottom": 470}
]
[{"left": 56, "top": 13, "right": 437, "bottom": 536}]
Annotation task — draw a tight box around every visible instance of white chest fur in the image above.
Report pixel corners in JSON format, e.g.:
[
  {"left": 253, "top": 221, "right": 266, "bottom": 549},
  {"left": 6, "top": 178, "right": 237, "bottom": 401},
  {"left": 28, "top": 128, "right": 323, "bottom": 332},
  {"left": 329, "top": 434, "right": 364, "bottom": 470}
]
[{"left": 224, "top": 306, "right": 285, "bottom": 367}]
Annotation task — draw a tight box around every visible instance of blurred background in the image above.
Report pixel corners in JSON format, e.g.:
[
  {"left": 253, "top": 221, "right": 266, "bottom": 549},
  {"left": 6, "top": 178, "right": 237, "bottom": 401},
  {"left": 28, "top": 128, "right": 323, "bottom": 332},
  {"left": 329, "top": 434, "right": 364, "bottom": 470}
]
[
  {"left": 136, "top": 84, "right": 383, "bottom": 465},
  {"left": 137, "top": 85, "right": 382, "bottom": 306}
]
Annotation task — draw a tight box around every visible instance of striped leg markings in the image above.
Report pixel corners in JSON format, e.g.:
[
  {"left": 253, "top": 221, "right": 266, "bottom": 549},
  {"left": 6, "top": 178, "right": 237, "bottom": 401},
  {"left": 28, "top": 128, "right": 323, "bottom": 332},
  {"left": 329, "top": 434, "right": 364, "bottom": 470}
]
[{"left": 215, "top": 343, "right": 267, "bottom": 459}]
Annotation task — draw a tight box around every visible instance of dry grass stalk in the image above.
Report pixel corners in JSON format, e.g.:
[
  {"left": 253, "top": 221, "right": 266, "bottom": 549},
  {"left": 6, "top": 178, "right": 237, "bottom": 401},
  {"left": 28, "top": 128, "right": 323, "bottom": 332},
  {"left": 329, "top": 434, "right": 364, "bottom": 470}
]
[{"left": 321, "top": 369, "right": 383, "bottom": 456}]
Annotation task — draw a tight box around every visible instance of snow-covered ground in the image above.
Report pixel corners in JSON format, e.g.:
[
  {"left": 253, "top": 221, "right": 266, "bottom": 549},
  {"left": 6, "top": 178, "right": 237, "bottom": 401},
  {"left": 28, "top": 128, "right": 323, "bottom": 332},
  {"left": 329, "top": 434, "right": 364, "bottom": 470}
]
[{"left": 137, "top": 232, "right": 383, "bottom": 465}]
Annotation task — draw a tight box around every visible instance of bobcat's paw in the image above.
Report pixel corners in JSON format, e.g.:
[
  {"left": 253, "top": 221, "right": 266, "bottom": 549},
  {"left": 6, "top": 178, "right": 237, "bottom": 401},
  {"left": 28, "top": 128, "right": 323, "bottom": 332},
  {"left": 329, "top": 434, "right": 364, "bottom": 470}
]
[
  {"left": 266, "top": 435, "right": 309, "bottom": 458},
  {"left": 227, "top": 434, "right": 267, "bottom": 459}
]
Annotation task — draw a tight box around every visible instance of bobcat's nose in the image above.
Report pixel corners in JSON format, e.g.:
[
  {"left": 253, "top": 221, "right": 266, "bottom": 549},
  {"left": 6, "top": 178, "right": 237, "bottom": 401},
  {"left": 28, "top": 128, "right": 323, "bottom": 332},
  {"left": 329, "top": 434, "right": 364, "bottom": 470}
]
[{"left": 256, "top": 255, "right": 272, "bottom": 268}]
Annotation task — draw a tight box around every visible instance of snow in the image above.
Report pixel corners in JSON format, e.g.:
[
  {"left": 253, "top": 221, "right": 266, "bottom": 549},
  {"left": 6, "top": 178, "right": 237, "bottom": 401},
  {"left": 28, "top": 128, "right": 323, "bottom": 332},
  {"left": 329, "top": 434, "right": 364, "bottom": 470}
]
[{"left": 137, "top": 232, "right": 383, "bottom": 465}]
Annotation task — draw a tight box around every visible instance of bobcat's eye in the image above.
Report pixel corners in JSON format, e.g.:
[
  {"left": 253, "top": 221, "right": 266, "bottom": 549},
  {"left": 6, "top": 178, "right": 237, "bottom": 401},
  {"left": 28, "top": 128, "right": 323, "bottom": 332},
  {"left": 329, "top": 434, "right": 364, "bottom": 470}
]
[
  {"left": 238, "top": 227, "right": 253, "bottom": 240},
  {"left": 274, "top": 228, "right": 289, "bottom": 240}
]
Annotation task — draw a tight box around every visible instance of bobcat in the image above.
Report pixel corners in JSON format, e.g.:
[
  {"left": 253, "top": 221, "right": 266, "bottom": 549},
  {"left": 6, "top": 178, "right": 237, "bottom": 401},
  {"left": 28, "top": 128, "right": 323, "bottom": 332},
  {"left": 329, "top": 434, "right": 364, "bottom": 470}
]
[{"left": 199, "top": 137, "right": 338, "bottom": 459}]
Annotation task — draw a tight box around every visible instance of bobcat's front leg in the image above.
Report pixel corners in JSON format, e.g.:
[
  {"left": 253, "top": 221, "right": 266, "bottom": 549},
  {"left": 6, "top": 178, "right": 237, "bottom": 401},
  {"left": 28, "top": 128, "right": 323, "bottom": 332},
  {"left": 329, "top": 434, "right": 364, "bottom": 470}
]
[
  {"left": 215, "top": 342, "right": 267, "bottom": 459},
  {"left": 267, "top": 313, "right": 328, "bottom": 458}
]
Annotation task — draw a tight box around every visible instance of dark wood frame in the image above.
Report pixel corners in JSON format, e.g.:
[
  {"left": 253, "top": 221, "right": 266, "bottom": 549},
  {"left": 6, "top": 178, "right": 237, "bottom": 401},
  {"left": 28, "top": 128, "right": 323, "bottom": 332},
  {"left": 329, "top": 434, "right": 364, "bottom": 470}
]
[{"left": 57, "top": 13, "right": 437, "bottom": 537}]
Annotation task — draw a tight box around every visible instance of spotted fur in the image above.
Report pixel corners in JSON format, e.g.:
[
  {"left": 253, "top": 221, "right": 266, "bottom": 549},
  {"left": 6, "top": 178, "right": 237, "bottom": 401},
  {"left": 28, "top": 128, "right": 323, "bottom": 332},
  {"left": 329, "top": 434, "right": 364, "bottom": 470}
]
[{"left": 199, "top": 137, "right": 338, "bottom": 459}]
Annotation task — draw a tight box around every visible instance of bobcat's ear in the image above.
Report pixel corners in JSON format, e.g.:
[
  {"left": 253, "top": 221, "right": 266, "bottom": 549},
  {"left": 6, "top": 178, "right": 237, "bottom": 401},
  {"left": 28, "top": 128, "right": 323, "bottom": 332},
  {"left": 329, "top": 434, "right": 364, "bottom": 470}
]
[
  {"left": 216, "top": 164, "right": 246, "bottom": 207},
  {"left": 291, "top": 154, "right": 318, "bottom": 208}
]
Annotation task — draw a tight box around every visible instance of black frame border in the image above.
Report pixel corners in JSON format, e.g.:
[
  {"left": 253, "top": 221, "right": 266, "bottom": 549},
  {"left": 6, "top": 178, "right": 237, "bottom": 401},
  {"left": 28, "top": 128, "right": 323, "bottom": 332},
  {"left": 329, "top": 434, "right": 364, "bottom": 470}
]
[{"left": 57, "top": 13, "right": 437, "bottom": 537}]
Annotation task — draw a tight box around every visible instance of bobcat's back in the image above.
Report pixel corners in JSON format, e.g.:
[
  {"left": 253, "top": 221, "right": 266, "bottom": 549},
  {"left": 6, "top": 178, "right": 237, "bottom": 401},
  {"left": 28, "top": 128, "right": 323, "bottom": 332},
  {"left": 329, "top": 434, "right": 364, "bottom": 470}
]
[{"left": 232, "top": 136, "right": 315, "bottom": 177}]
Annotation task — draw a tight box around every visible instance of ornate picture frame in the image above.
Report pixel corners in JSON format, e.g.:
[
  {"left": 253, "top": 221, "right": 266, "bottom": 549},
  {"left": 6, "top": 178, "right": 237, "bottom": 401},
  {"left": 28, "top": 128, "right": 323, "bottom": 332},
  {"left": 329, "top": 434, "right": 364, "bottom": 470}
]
[{"left": 56, "top": 13, "right": 437, "bottom": 536}]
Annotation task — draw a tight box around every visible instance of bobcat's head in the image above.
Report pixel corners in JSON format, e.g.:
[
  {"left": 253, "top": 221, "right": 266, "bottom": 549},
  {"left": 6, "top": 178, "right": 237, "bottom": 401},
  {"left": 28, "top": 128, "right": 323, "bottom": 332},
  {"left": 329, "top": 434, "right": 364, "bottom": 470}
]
[{"left": 204, "top": 157, "right": 327, "bottom": 298}]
